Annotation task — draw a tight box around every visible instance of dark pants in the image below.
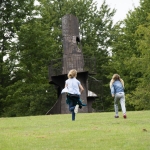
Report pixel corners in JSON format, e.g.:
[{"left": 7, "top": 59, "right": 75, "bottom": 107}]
[
  {"left": 69, "top": 100, "right": 76, "bottom": 121},
  {"left": 67, "top": 94, "right": 81, "bottom": 121}
]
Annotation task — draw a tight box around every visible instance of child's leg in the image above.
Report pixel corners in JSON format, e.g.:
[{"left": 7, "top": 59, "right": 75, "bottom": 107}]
[
  {"left": 69, "top": 100, "right": 76, "bottom": 121},
  {"left": 69, "top": 106, "right": 75, "bottom": 111},
  {"left": 114, "top": 94, "right": 120, "bottom": 116},
  {"left": 120, "top": 94, "right": 126, "bottom": 114},
  {"left": 71, "top": 111, "right": 75, "bottom": 121}
]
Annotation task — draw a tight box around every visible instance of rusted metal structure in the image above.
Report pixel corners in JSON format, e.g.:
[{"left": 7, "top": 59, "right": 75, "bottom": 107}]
[{"left": 46, "top": 14, "right": 103, "bottom": 115}]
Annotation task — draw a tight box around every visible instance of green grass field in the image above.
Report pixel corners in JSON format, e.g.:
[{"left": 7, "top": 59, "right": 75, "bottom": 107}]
[{"left": 0, "top": 111, "right": 150, "bottom": 150}]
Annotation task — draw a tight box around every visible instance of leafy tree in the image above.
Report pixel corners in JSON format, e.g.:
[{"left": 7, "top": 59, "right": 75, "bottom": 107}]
[
  {"left": 126, "top": 14, "right": 150, "bottom": 110},
  {"left": 4, "top": 15, "right": 59, "bottom": 116},
  {"left": 2, "top": 0, "right": 116, "bottom": 116},
  {"left": 109, "top": 0, "right": 150, "bottom": 110},
  {"left": 0, "top": 0, "right": 35, "bottom": 116}
]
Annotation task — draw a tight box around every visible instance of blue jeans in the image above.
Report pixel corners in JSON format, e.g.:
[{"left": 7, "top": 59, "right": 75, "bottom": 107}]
[{"left": 69, "top": 100, "right": 76, "bottom": 121}]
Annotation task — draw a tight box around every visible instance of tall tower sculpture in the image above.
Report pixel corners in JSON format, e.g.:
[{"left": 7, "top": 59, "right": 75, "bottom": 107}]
[
  {"left": 46, "top": 14, "right": 99, "bottom": 115},
  {"left": 61, "top": 14, "right": 88, "bottom": 114},
  {"left": 62, "top": 14, "right": 84, "bottom": 74}
]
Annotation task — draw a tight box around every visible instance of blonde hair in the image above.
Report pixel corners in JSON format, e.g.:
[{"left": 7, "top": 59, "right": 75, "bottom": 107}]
[
  {"left": 109, "top": 74, "right": 124, "bottom": 89},
  {"left": 67, "top": 69, "right": 77, "bottom": 78}
]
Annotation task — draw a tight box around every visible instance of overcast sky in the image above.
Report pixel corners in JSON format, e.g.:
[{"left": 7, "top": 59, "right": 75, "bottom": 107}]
[
  {"left": 34, "top": 0, "right": 140, "bottom": 23},
  {"left": 95, "top": 0, "right": 140, "bottom": 23}
]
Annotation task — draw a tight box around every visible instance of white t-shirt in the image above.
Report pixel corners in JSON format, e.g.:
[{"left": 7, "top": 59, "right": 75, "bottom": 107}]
[{"left": 65, "top": 78, "right": 81, "bottom": 95}]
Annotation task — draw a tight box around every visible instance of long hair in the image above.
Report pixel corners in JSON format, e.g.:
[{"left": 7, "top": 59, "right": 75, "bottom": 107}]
[
  {"left": 109, "top": 74, "right": 124, "bottom": 89},
  {"left": 67, "top": 69, "right": 77, "bottom": 79}
]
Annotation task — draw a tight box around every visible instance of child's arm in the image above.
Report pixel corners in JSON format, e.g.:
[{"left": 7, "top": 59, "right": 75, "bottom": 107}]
[{"left": 79, "top": 84, "right": 84, "bottom": 94}]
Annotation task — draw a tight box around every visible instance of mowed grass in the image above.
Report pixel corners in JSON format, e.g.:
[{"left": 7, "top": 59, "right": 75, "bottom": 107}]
[{"left": 0, "top": 111, "right": 150, "bottom": 150}]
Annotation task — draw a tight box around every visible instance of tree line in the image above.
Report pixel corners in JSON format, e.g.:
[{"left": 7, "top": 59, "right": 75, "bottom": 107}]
[{"left": 0, "top": 0, "right": 150, "bottom": 117}]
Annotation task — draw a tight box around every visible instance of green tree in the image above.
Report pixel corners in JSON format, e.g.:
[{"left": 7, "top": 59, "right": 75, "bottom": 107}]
[
  {"left": 2, "top": 0, "right": 116, "bottom": 116},
  {"left": 126, "top": 14, "right": 150, "bottom": 110},
  {"left": 110, "top": 0, "right": 150, "bottom": 110},
  {"left": 0, "top": 0, "right": 35, "bottom": 116},
  {"left": 4, "top": 15, "right": 59, "bottom": 116}
]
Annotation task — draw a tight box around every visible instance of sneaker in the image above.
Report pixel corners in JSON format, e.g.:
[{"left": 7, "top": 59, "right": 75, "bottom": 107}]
[
  {"left": 123, "top": 114, "right": 127, "bottom": 119},
  {"left": 114, "top": 115, "right": 119, "bottom": 118},
  {"left": 74, "top": 105, "right": 79, "bottom": 113}
]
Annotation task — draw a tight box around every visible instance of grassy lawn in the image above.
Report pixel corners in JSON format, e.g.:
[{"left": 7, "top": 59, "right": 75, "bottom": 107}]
[{"left": 0, "top": 111, "right": 150, "bottom": 150}]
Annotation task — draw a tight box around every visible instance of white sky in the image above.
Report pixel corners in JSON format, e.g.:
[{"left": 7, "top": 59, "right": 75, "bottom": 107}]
[
  {"left": 34, "top": 0, "right": 140, "bottom": 23},
  {"left": 95, "top": 0, "right": 140, "bottom": 23}
]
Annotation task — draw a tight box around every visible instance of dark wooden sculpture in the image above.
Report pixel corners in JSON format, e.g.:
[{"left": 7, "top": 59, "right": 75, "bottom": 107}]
[{"left": 46, "top": 14, "right": 102, "bottom": 115}]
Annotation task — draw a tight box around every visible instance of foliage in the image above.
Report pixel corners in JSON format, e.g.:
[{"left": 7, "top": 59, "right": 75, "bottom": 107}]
[
  {"left": 3, "top": 0, "right": 150, "bottom": 115},
  {"left": 4, "top": 80, "right": 57, "bottom": 117},
  {"left": 126, "top": 14, "right": 150, "bottom": 110},
  {"left": 0, "top": 0, "right": 35, "bottom": 116},
  {"left": 0, "top": 0, "right": 117, "bottom": 116},
  {"left": 109, "top": 0, "right": 150, "bottom": 110}
]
